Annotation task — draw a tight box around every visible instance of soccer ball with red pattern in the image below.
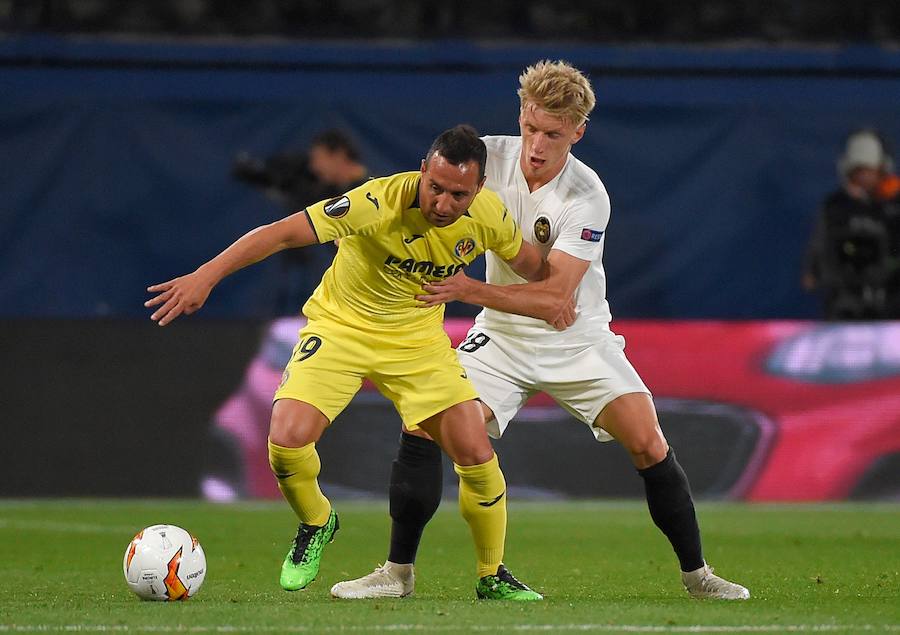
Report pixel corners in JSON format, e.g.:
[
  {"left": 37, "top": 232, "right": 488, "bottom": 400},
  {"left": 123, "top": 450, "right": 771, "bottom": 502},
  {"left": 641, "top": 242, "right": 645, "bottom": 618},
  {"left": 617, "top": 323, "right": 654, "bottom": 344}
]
[{"left": 123, "top": 524, "right": 206, "bottom": 601}]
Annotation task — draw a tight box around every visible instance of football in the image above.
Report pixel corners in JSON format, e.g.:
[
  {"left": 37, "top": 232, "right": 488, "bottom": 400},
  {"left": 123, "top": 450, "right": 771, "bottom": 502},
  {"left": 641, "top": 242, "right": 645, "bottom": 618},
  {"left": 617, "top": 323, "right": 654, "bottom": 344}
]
[{"left": 123, "top": 524, "right": 206, "bottom": 601}]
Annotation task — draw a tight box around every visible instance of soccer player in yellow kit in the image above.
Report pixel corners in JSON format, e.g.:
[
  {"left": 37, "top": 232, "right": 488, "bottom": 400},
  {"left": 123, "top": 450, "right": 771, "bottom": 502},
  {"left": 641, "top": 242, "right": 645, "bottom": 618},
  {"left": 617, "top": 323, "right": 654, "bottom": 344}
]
[{"left": 145, "top": 125, "right": 545, "bottom": 600}]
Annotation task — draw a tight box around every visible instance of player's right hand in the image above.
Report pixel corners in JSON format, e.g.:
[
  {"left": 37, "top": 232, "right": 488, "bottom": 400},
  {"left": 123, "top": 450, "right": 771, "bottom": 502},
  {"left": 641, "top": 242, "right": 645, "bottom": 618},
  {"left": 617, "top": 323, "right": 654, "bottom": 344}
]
[{"left": 145, "top": 272, "right": 213, "bottom": 326}]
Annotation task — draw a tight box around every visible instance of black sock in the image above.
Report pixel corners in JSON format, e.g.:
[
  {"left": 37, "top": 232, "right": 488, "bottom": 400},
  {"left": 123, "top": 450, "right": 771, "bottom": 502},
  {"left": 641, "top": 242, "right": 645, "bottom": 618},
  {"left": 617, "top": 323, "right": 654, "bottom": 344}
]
[
  {"left": 637, "top": 448, "right": 704, "bottom": 572},
  {"left": 387, "top": 433, "right": 443, "bottom": 564}
]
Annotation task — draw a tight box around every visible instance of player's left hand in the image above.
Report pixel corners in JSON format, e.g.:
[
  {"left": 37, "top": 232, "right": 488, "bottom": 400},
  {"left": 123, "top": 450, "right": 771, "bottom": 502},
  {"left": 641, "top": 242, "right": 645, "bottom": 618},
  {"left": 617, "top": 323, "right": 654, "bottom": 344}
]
[
  {"left": 549, "top": 296, "right": 577, "bottom": 330},
  {"left": 417, "top": 271, "right": 477, "bottom": 306}
]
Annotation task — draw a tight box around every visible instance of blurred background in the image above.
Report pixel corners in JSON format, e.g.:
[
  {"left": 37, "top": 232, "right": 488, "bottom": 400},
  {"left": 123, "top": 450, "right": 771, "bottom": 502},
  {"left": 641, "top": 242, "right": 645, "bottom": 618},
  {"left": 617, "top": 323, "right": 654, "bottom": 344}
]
[{"left": 2, "top": 0, "right": 899, "bottom": 502}]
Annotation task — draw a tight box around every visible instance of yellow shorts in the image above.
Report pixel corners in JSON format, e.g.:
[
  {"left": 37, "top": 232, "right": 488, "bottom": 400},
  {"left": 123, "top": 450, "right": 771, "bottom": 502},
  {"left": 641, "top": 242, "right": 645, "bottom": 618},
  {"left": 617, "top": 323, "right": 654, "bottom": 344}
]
[{"left": 273, "top": 318, "right": 479, "bottom": 429}]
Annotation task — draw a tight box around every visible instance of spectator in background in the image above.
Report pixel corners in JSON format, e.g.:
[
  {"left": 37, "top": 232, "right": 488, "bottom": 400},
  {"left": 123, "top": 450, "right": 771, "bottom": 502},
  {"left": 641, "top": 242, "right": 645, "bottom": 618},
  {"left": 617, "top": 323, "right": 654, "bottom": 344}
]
[
  {"left": 280, "top": 130, "right": 371, "bottom": 313},
  {"left": 803, "top": 129, "right": 900, "bottom": 319},
  {"left": 877, "top": 164, "right": 900, "bottom": 317},
  {"left": 308, "top": 129, "right": 370, "bottom": 192},
  {"left": 205, "top": 130, "right": 371, "bottom": 495},
  {"left": 233, "top": 129, "right": 371, "bottom": 315}
]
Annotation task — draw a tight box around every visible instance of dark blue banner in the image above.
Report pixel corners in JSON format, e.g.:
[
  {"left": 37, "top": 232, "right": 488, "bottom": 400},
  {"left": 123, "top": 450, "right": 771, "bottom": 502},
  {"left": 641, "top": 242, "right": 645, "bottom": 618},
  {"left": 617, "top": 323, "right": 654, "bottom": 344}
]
[{"left": 2, "top": 36, "right": 900, "bottom": 318}]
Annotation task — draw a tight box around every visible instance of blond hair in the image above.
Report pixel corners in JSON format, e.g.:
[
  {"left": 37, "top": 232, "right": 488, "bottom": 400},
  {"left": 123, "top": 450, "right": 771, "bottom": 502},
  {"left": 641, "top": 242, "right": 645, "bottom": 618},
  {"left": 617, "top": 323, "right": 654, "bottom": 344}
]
[{"left": 517, "top": 60, "right": 595, "bottom": 126}]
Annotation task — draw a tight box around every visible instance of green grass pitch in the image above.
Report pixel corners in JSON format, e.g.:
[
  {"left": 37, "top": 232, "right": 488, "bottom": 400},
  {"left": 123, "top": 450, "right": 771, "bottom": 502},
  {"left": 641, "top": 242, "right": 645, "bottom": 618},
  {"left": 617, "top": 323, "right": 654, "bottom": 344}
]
[{"left": 1, "top": 500, "right": 898, "bottom": 633}]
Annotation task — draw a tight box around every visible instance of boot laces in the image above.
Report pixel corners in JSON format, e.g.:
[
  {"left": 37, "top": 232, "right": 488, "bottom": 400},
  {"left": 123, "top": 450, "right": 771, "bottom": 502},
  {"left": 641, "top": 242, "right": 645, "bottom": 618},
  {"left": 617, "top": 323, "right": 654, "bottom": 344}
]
[{"left": 289, "top": 524, "right": 317, "bottom": 565}]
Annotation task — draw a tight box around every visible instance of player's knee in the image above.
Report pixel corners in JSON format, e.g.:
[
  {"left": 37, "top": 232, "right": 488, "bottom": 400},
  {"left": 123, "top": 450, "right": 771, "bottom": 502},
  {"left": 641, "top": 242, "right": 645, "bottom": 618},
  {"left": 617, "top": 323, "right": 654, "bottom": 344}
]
[
  {"left": 453, "top": 446, "right": 495, "bottom": 467},
  {"left": 644, "top": 440, "right": 670, "bottom": 467},
  {"left": 268, "top": 408, "right": 296, "bottom": 447},
  {"left": 268, "top": 399, "right": 327, "bottom": 447},
  {"left": 625, "top": 428, "right": 669, "bottom": 468},
  {"left": 433, "top": 429, "right": 494, "bottom": 466}
]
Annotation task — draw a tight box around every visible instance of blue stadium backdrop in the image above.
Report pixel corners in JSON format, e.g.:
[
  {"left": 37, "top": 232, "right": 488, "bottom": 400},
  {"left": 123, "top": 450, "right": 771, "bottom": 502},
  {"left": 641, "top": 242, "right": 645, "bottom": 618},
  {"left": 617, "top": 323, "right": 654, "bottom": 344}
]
[
  {"left": 1, "top": 36, "right": 899, "bottom": 501},
  {"left": 3, "top": 36, "right": 900, "bottom": 318}
]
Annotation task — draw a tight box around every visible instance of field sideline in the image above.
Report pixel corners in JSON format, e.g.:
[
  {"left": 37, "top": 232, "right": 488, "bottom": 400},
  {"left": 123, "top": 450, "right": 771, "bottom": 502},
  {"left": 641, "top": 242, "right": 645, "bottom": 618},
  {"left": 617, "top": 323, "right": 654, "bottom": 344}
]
[{"left": 1, "top": 500, "right": 898, "bottom": 634}]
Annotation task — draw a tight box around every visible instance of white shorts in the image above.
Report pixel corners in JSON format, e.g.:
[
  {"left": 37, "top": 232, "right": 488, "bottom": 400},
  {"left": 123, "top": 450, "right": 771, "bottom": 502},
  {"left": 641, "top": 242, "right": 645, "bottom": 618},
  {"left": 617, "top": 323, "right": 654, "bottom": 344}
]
[{"left": 457, "top": 326, "right": 651, "bottom": 442}]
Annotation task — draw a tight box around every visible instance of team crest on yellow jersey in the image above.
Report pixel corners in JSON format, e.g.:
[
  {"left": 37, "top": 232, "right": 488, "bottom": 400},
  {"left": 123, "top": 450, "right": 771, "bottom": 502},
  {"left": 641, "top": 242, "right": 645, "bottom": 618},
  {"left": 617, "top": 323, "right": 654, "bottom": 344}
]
[
  {"left": 454, "top": 237, "right": 476, "bottom": 258},
  {"left": 324, "top": 196, "right": 351, "bottom": 218},
  {"left": 534, "top": 217, "right": 551, "bottom": 243}
]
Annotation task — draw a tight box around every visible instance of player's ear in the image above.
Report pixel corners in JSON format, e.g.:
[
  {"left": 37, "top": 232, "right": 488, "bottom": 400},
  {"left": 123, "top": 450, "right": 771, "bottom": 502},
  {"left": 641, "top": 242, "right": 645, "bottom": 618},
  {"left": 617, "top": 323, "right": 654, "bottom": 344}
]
[
  {"left": 420, "top": 158, "right": 428, "bottom": 174},
  {"left": 475, "top": 176, "right": 486, "bottom": 194},
  {"left": 571, "top": 122, "right": 586, "bottom": 145}
]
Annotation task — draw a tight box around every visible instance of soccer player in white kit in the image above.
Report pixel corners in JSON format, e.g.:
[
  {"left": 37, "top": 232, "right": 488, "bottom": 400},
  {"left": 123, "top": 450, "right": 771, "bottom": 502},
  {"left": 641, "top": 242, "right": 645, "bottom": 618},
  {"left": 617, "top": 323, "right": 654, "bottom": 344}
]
[{"left": 331, "top": 61, "right": 750, "bottom": 601}]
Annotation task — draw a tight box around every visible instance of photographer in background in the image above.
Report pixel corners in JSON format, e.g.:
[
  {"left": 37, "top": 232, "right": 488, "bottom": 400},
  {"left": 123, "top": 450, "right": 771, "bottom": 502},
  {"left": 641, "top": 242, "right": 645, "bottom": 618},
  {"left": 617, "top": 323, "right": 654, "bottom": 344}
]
[
  {"left": 233, "top": 129, "right": 370, "bottom": 315},
  {"left": 203, "top": 130, "right": 370, "bottom": 500},
  {"left": 307, "top": 129, "right": 369, "bottom": 192},
  {"left": 803, "top": 129, "right": 900, "bottom": 319}
]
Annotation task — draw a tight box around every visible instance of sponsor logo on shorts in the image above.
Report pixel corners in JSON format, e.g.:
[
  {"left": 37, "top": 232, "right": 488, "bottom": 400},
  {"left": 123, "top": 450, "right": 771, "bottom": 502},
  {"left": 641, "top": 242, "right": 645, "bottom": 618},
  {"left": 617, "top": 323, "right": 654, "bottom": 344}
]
[{"left": 323, "top": 196, "right": 351, "bottom": 218}]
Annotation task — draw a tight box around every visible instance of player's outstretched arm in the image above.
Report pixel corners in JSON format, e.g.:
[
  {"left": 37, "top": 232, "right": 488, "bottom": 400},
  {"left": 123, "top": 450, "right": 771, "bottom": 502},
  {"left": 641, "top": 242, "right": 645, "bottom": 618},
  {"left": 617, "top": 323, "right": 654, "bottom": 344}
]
[
  {"left": 418, "top": 249, "right": 588, "bottom": 329},
  {"left": 145, "top": 210, "right": 319, "bottom": 326}
]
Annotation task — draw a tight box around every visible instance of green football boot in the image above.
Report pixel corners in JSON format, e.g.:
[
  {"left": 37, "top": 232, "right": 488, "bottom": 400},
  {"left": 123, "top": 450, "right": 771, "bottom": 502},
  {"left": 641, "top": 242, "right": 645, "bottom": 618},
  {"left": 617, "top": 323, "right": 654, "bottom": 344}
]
[
  {"left": 279, "top": 509, "right": 339, "bottom": 591},
  {"left": 475, "top": 564, "right": 543, "bottom": 601}
]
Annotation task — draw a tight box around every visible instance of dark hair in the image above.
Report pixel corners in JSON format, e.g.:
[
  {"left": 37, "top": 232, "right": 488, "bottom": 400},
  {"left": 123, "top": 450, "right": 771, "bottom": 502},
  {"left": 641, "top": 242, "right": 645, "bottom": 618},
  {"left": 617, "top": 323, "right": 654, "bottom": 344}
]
[
  {"left": 425, "top": 124, "right": 487, "bottom": 181},
  {"left": 310, "top": 129, "right": 361, "bottom": 162}
]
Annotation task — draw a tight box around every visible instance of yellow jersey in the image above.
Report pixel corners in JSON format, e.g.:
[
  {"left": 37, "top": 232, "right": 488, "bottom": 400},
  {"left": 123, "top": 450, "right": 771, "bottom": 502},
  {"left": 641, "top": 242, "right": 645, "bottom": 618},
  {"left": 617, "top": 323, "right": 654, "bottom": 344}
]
[{"left": 302, "top": 171, "right": 522, "bottom": 336}]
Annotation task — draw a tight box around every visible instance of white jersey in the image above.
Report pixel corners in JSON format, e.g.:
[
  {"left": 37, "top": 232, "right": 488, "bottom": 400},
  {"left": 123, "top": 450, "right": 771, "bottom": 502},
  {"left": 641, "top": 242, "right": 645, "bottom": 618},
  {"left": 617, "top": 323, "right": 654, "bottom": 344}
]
[{"left": 476, "top": 135, "right": 613, "bottom": 344}]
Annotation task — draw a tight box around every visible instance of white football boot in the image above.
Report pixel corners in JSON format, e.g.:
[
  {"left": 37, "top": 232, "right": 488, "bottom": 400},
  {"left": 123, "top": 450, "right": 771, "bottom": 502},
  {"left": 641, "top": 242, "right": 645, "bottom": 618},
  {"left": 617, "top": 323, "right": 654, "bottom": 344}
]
[
  {"left": 682, "top": 563, "right": 750, "bottom": 600},
  {"left": 330, "top": 562, "right": 415, "bottom": 599}
]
